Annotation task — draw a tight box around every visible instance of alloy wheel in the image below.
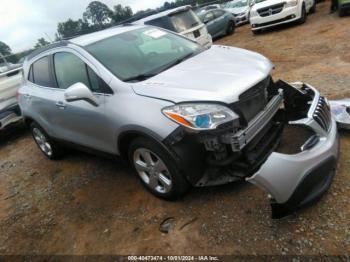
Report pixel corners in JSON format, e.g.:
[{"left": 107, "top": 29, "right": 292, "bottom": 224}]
[
  {"left": 133, "top": 148, "right": 172, "bottom": 194},
  {"left": 32, "top": 127, "right": 53, "bottom": 157}
]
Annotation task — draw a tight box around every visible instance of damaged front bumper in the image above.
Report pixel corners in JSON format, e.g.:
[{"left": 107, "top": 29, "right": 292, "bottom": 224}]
[
  {"left": 247, "top": 82, "right": 339, "bottom": 218},
  {"left": 0, "top": 104, "right": 22, "bottom": 130},
  {"left": 165, "top": 80, "right": 339, "bottom": 218}
]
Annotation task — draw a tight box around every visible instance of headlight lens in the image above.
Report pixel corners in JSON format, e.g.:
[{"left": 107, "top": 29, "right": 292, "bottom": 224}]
[
  {"left": 285, "top": 0, "right": 298, "bottom": 7},
  {"left": 162, "top": 103, "right": 239, "bottom": 130},
  {"left": 250, "top": 9, "right": 257, "bottom": 17}
]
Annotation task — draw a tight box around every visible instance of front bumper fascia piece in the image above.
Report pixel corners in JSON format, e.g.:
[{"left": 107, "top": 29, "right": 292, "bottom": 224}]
[
  {"left": 0, "top": 104, "right": 22, "bottom": 130},
  {"left": 247, "top": 83, "right": 340, "bottom": 219}
]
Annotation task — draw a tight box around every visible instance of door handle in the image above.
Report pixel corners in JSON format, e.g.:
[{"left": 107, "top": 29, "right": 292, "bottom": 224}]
[
  {"left": 55, "top": 101, "right": 66, "bottom": 109},
  {"left": 24, "top": 94, "right": 31, "bottom": 98}
]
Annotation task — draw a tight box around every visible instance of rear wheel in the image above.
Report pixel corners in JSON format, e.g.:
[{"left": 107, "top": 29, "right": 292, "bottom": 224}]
[
  {"left": 226, "top": 21, "right": 235, "bottom": 35},
  {"left": 339, "top": 7, "right": 345, "bottom": 16},
  {"left": 30, "top": 122, "right": 64, "bottom": 160},
  {"left": 128, "top": 137, "right": 190, "bottom": 200}
]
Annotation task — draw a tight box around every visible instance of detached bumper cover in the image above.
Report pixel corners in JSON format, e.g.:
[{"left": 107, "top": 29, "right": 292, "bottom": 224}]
[
  {"left": 247, "top": 83, "right": 339, "bottom": 218},
  {"left": 0, "top": 104, "right": 22, "bottom": 129}
]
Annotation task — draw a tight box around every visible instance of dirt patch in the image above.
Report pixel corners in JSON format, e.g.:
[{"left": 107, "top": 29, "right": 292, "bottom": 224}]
[{"left": 0, "top": 2, "right": 350, "bottom": 256}]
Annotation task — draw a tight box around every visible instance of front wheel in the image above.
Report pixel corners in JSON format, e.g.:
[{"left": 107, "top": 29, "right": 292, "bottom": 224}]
[
  {"left": 252, "top": 29, "right": 262, "bottom": 35},
  {"left": 30, "top": 122, "right": 64, "bottom": 160},
  {"left": 309, "top": 0, "right": 316, "bottom": 13},
  {"left": 128, "top": 137, "right": 190, "bottom": 200},
  {"left": 298, "top": 4, "right": 307, "bottom": 24}
]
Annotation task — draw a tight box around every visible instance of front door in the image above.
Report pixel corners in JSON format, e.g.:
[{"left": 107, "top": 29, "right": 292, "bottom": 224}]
[{"left": 51, "top": 51, "right": 114, "bottom": 153}]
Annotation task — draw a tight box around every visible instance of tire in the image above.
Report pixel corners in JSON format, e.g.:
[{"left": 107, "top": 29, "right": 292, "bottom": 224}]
[
  {"left": 128, "top": 137, "right": 190, "bottom": 200},
  {"left": 30, "top": 122, "right": 64, "bottom": 160},
  {"left": 310, "top": 0, "right": 316, "bottom": 13},
  {"left": 339, "top": 7, "right": 345, "bottom": 17},
  {"left": 298, "top": 4, "right": 307, "bottom": 24},
  {"left": 226, "top": 21, "right": 235, "bottom": 36},
  {"left": 252, "top": 29, "right": 261, "bottom": 35}
]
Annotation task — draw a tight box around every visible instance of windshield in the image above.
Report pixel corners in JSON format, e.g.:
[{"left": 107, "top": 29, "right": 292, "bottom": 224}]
[
  {"left": 223, "top": 0, "right": 249, "bottom": 8},
  {"left": 170, "top": 9, "right": 201, "bottom": 32},
  {"left": 85, "top": 27, "right": 203, "bottom": 82}
]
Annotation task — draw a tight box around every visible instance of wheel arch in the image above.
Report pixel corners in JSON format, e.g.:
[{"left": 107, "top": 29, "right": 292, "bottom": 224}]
[
  {"left": 23, "top": 116, "right": 34, "bottom": 128},
  {"left": 116, "top": 126, "right": 169, "bottom": 160}
]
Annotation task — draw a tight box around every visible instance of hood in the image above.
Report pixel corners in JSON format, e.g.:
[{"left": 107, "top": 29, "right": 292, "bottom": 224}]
[
  {"left": 252, "top": 0, "right": 285, "bottom": 10},
  {"left": 132, "top": 45, "right": 274, "bottom": 104},
  {"left": 225, "top": 6, "right": 249, "bottom": 14}
]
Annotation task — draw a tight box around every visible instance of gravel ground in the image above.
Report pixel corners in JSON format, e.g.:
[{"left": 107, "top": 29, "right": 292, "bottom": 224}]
[{"left": 0, "top": 2, "right": 349, "bottom": 256}]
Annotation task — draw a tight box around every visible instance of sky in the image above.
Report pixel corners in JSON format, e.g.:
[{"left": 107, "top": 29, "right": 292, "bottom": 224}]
[{"left": 0, "top": 0, "right": 165, "bottom": 53}]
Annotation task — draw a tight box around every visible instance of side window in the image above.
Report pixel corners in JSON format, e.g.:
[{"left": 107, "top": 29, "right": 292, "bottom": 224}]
[
  {"left": 213, "top": 10, "right": 225, "bottom": 18},
  {"left": 203, "top": 12, "right": 215, "bottom": 23},
  {"left": 28, "top": 66, "right": 34, "bottom": 83},
  {"left": 31, "top": 56, "right": 53, "bottom": 87},
  {"left": 53, "top": 52, "right": 112, "bottom": 94}
]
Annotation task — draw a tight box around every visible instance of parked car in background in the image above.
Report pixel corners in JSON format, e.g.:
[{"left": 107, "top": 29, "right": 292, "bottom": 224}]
[
  {"left": 222, "top": 0, "right": 251, "bottom": 25},
  {"left": 195, "top": 4, "right": 221, "bottom": 14},
  {"left": 19, "top": 25, "right": 339, "bottom": 218},
  {"left": 197, "top": 9, "right": 236, "bottom": 38},
  {"left": 134, "top": 6, "right": 212, "bottom": 48},
  {"left": 0, "top": 60, "right": 22, "bottom": 129},
  {"left": 249, "top": 0, "right": 316, "bottom": 34},
  {"left": 338, "top": 0, "right": 350, "bottom": 16}
]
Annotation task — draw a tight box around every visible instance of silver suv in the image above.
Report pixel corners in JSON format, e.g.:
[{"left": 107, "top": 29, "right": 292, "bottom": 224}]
[{"left": 19, "top": 25, "right": 339, "bottom": 218}]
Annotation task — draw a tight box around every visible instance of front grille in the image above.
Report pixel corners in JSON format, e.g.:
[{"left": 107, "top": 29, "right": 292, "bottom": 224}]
[
  {"left": 231, "top": 76, "right": 271, "bottom": 124},
  {"left": 253, "top": 15, "right": 294, "bottom": 27},
  {"left": 257, "top": 3, "right": 285, "bottom": 17},
  {"left": 313, "top": 96, "right": 331, "bottom": 132}
]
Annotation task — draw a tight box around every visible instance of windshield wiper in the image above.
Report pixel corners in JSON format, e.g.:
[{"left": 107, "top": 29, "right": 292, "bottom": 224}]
[
  {"left": 162, "top": 52, "right": 197, "bottom": 70},
  {"left": 124, "top": 73, "right": 156, "bottom": 82},
  {"left": 124, "top": 52, "right": 198, "bottom": 83}
]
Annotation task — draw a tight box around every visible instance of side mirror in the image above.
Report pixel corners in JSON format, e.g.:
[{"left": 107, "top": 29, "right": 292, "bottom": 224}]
[
  {"left": 249, "top": 1, "right": 255, "bottom": 7},
  {"left": 64, "top": 82, "right": 99, "bottom": 107}
]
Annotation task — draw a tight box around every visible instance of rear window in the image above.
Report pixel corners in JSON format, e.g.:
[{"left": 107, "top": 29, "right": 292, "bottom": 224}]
[
  {"left": 30, "top": 56, "right": 53, "bottom": 87},
  {"left": 145, "top": 17, "right": 175, "bottom": 31},
  {"left": 170, "top": 9, "right": 201, "bottom": 32}
]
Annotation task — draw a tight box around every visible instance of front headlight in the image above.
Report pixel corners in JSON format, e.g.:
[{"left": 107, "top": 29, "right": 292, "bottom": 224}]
[
  {"left": 162, "top": 103, "right": 239, "bottom": 130},
  {"left": 250, "top": 9, "right": 257, "bottom": 17},
  {"left": 285, "top": 0, "right": 298, "bottom": 7}
]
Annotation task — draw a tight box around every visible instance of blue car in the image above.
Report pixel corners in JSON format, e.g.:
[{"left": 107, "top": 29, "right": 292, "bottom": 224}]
[{"left": 197, "top": 9, "right": 236, "bottom": 38}]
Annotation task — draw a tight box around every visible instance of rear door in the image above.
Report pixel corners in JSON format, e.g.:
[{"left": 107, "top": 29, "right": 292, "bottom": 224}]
[
  {"left": 24, "top": 55, "right": 62, "bottom": 137},
  {"left": 212, "top": 10, "right": 227, "bottom": 35},
  {"left": 203, "top": 11, "right": 217, "bottom": 37}
]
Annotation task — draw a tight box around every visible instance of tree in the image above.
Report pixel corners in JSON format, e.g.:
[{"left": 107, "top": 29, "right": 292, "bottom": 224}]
[
  {"left": 34, "top": 38, "right": 50, "bottom": 49},
  {"left": 111, "top": 4, "right": 133, "bottom": 23},
  {"left": 57, "top": 18, "right": 92, "bottom": 39},
  {"left": 83, "top": 1, "right": 113, "bottom": 28},
  {"left": 0, "top": 41, "right": 12, "bottom": 56}
]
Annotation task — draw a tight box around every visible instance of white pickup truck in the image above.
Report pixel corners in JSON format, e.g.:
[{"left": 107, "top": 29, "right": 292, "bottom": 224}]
[{"left": 0, "top": 61, "right": 23, "bottom": 129}]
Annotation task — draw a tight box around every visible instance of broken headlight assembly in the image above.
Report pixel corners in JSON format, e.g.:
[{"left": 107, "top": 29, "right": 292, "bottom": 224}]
[{"left": 162, "top": 103, "right": 239, "bottom": 131}]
